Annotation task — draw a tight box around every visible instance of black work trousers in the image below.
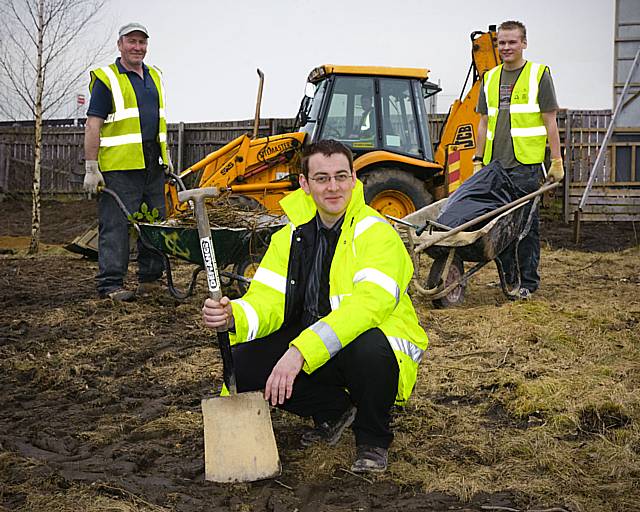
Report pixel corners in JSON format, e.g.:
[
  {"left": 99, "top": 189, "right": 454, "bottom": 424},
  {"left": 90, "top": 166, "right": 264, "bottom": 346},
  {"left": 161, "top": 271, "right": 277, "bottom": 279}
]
[
  {"left": 498, "top": 164, "right": 544, "bottom": 292},
  {"left": 232, "top": 322, "right": 399, "bottom": 448}
]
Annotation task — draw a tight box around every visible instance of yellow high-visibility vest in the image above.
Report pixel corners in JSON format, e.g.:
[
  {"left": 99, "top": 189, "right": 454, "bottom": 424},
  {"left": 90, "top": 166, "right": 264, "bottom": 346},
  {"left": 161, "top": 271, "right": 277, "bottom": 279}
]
[
  {"left": 229, "top": 181, "right": 428, "bottom": 405},
  {"left": 89, "top": 63, "right": 168, "bottom": 171},
  {"left": 483, "top": 61, "right": 547, "bottom": 165}
]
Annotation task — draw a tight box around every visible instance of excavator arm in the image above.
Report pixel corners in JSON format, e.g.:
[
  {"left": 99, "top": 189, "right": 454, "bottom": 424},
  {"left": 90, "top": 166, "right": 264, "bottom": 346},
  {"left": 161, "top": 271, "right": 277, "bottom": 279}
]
[
  {"left": 434, "top": 27, "right": 501, "bottom": 186},
  {"left": 165, "top": 132, "right": 306, "bottom": 216}
]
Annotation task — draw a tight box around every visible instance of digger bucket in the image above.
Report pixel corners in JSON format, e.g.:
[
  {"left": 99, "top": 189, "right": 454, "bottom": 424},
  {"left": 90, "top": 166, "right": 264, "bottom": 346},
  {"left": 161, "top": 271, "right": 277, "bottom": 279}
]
[{"left": 177, "top": 187, "right": 281, "bottom": 483}]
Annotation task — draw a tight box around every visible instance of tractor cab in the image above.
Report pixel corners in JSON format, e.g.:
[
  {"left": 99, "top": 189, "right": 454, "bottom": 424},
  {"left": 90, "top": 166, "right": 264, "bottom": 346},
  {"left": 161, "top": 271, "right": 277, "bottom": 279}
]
[
  {"left": 294, "top": 65, "right": 445, "bottom": 218},
  {"left": 295, "top": 65, "right": 441, "bottom": 161}
]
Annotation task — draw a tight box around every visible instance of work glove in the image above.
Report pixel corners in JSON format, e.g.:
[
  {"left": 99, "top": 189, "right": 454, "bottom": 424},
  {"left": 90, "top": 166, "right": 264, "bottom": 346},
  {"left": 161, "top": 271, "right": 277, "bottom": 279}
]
[
  {"left": 472, "top": 157, "right": 483, "bottom": 174},
  {"left": 548, "top": 157, "right": 564, "bottom": 183},
  {"left": 83, "top": 160, "right": 104, "bottom": 194}
]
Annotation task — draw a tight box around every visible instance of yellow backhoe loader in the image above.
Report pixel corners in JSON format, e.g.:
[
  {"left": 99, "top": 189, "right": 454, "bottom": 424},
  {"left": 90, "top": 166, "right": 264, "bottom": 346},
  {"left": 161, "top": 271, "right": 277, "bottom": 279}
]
[{"left": 163, "top": 26, "right": 500, "bottom": 220}]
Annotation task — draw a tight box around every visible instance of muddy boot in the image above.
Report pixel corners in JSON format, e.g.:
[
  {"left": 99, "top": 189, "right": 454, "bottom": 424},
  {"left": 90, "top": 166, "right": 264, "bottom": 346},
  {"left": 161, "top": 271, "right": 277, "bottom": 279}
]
[
  {"left": 300, "top": 406, "right": 357, "bottom": 447},
  {"left": 99, "top": 288, "right": 135, "bottom": 302},
  {"left": 351, "top": 445, "right": 388, "bottom": 473}
]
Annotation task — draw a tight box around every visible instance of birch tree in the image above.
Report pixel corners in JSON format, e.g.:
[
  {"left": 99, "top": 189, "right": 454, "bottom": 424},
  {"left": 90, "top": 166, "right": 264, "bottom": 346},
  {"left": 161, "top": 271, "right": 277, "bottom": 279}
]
[{"left": 0, "top": 0, "right": 108, "bottom": 254}]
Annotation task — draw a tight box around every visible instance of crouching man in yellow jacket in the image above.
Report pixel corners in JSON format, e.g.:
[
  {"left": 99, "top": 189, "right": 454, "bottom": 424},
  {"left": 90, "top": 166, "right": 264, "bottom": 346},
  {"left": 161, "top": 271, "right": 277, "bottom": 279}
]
[{"left": 202, "top": 139, "right": 428, "bottom": 473}]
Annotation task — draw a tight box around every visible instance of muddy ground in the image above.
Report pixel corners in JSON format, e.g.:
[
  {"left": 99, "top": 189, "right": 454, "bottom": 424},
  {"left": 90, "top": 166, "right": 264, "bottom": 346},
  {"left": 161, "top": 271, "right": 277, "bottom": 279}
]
[{"left": 1, "top": 198, "right": 639, "bottom": 512}]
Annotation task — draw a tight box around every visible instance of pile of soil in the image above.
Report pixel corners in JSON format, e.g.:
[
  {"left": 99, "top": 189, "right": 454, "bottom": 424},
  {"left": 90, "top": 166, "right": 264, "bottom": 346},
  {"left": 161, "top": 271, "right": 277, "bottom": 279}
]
[{"left": 0, "top": 197, "right": 97, "bottom": 245}]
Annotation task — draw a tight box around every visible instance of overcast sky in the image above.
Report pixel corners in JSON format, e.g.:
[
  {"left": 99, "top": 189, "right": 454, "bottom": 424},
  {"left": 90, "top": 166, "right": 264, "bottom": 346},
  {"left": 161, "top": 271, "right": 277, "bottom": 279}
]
[{"left": 99, "top": 0, "right": 615, "bottom": 122}]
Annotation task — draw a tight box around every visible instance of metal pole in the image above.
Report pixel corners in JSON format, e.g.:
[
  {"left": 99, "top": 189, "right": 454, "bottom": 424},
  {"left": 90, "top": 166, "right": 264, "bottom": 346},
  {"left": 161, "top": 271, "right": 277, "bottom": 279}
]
[
  {"left": 578, "top": 46, "right": 640, "bottom": 212},
  {"left": 253, "top": 69, "right": 265, "bottom": 139}
]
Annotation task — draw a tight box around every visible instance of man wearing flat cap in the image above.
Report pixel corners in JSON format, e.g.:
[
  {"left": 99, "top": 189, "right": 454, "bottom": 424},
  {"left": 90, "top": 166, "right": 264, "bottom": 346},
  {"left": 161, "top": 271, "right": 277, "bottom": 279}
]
[{"left": 84, "top": 23, "right": 172, "bottom": 301}]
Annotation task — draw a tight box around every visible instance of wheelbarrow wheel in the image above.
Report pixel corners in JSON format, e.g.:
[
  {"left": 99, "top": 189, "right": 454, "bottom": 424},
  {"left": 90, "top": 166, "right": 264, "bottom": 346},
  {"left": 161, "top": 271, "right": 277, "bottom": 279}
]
[
  {"left": 232, "top": 253, "right": 263, "bottom": 296},
  {"left": 426, "top": 255, "right": 465, "bottom": 308}
]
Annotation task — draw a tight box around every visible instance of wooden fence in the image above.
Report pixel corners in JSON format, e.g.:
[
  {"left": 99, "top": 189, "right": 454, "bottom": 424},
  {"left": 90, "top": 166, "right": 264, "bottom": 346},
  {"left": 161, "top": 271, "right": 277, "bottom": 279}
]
[
  {"left": 0, "top": 115, "right": 448, "bottom": 196},
  {"left": 1, "top": 111, "right": 639, "bottom": 222},
  {"left": 562, "top": 109, "right": 640, "bottom": 222},
  {"left": 0, "top": 118, "right": 299, "bottom": 196}
]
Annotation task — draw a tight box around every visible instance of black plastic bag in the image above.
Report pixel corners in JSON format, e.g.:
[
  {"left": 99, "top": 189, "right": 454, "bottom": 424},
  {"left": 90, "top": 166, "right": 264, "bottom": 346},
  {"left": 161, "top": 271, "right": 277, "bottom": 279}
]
[{"left": 436, "top": 161, "right": 524, "bottom": 229}]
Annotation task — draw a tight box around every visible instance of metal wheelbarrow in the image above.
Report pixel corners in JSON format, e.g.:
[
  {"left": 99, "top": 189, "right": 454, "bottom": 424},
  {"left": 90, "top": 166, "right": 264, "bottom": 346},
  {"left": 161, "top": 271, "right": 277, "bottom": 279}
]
[
  {"left": 392, "top": 181, "right": 560, "bottom": 308},
  {"left": 98, "top": 187, "right": 284, "bottom": 299}
]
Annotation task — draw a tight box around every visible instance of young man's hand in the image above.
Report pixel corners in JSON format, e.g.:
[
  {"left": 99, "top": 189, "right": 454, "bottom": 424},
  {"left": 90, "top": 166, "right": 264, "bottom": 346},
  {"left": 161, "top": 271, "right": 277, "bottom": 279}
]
[
  {"left": 548, "top": 158, "right": 565, "bottom": 183},
  {"left": 264, "top": 346, "right": 304, "bottom": 406},
  {"left": 202, "top": 296, "right": 234, "bottom": 330}
]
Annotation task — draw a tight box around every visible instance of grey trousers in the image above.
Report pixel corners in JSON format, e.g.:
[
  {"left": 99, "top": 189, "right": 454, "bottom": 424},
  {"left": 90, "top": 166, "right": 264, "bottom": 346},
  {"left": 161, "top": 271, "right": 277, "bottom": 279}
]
[{"left": 96, "top": 143, "right": 166, "bottom": 295}]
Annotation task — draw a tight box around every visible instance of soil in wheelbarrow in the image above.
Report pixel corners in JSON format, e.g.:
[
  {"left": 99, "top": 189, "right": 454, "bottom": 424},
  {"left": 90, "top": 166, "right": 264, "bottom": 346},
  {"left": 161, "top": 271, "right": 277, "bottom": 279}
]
[{"left": 1, "top": 197, "right": 639, "bottom": 511}]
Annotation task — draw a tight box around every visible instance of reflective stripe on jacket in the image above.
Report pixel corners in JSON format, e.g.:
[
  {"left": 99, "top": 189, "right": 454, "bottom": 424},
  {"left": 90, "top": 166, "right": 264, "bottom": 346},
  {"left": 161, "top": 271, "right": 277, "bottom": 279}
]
[
  {"left": 230, "top": 180, "right": 428, "bottom": 405},
  {"left": 89, "top": 63, "right": 168, "bottom": 171},
  {"left": 483, "top": 61, "right": 547, "bottom": 165}
]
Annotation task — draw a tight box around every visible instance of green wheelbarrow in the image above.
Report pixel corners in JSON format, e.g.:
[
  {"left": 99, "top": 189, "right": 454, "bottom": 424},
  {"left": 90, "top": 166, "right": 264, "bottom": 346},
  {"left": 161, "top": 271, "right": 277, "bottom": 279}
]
[
  {"left": 67, "top": 186, "right": 284, "bottom": 299},
  {"left": 138, "top": 215, "right": 283, "bottom": 298}
]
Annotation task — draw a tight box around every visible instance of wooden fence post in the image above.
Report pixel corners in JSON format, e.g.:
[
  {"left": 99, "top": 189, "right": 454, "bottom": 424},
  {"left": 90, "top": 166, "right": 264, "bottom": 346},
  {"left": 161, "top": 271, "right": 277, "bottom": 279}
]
[
  {"left": 563, "top": 110, "right": 572, "bottom": 224},
  {"left": 177, "top": 121, "right": 184, "bottom": 172}
]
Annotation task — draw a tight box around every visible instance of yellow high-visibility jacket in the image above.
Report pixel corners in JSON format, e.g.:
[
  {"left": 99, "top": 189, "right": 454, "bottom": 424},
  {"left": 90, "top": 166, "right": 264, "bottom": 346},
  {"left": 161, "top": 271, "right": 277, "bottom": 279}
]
[
  {"left": 483, "top": 61, "right": 548, "bottom": 165},
  {"left": 230, "top": 180, "right": 428, "bottom": 404},
  {"left": 89, "top": 63, "right": 168, "bottom": 171}
]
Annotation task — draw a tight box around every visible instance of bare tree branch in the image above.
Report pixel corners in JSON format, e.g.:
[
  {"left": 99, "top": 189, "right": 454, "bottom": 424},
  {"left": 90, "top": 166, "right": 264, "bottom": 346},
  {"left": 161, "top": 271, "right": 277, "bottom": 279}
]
[
  {"left": 0, "top": 0, "right": 110, "bottom": 122},
  {"left": 0, "top": 0, "right": 110, "bottom": 254}
]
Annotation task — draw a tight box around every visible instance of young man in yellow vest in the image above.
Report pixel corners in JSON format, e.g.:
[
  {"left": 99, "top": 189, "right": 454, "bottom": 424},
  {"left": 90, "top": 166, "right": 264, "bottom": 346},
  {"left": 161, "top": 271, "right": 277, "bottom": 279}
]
[
  {"left": 202, "top": 139, "right": 428, "bottom": 473},
  {"left": 83, "top": 22, "right": 171, "bottom": 301},
  {"left": 473, "top": 20, "right": 564, "bottom": 300}
]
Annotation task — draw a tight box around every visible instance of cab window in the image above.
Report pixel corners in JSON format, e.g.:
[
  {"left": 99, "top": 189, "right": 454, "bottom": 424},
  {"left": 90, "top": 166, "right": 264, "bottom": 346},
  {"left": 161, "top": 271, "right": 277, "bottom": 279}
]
[
  {"left": 379, "top": 78, "right": 421, "bottom": 157},
  {"left": 298, "top": 79, "right": 328, "bottom": 140},
  {"left": 319, "top": 76, "right": 378, "bottom": 150}
]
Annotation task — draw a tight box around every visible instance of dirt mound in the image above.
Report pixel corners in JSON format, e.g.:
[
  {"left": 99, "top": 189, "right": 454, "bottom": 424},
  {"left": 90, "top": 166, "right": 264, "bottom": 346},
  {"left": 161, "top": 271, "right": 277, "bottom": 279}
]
[{"left": 0, "top": 197, "right": 97, "bottom": 245}]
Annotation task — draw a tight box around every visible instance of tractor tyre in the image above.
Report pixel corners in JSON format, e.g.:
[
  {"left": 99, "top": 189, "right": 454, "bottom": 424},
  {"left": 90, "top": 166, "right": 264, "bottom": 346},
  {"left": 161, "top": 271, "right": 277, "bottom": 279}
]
[
  {"left": 426, "top": 255, "right": 465, "bottom": 308},
  {"left": 361, "top": 168, "right": 432, "bottom": 219}
]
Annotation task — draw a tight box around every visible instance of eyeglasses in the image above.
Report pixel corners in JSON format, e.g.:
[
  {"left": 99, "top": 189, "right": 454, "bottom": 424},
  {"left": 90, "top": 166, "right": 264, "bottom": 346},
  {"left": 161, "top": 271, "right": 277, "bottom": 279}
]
[{"left": 307, "top": 172, "right": 352, "bottom": 185}]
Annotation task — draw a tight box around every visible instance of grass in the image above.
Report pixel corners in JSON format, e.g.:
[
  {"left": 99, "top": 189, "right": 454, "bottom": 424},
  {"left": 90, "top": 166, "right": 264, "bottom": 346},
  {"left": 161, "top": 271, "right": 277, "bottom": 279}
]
[{"left": 394, "top": 246, "right": 640, "bottom": 510}]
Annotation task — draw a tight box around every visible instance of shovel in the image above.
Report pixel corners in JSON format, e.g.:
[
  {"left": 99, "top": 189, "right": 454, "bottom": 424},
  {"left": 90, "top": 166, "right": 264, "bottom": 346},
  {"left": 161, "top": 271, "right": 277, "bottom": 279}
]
[{"left": 178, "top": 187, "right": 281, "bottom": 483}]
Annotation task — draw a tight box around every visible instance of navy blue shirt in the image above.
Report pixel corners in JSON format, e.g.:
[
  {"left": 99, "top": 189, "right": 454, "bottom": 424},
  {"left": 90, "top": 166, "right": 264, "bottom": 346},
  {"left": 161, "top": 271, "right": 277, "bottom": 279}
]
[{"left": 86, "top": 58, "right": 160, "bottom": 142}]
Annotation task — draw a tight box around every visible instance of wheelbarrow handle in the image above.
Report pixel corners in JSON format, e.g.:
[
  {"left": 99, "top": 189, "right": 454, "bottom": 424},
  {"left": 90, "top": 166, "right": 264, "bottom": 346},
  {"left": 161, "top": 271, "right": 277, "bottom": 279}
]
[
  {"left": 416, "top": 219, "right": 452, "bottom": 236},
  {"left": 178, "top": 187, "right": 238, "bottom": 394}
]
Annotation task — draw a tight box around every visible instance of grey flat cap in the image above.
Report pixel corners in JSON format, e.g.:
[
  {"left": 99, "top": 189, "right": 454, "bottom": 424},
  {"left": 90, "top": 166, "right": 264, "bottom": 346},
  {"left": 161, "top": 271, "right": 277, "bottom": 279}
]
[{"left": 118, "top": 22, "right": 149, "bottom": 38}]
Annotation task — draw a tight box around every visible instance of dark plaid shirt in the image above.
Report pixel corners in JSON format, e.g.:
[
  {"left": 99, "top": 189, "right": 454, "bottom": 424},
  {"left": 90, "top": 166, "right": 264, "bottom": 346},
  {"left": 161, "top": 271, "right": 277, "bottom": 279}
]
[{"left": 301, "top": 213, "right": 344, "bottom": 327}]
